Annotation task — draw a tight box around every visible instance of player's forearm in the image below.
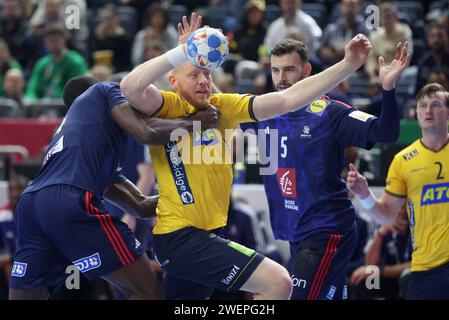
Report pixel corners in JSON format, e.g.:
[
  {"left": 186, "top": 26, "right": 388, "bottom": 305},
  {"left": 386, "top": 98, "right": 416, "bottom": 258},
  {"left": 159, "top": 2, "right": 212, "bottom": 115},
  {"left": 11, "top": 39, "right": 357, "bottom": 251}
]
[
  {"left": 364, "top": 233, "right": 384, "bottom": 265},
  {"left": 253, "top": 60, "right": 355, "bottom": 120},
  {"left": 120, "top": 48, "right": 181, "bottom": 114},
  {"left": 105, "top": 180, "right": 158, "bottom": 218},
  {"left": 367, "top": 89, "right": 400, "bottom": 144},
  {"left": 381, "top": 262, "right": 411, "bottom": 278},
  {"left": 143, "top": 117, "right": 195, "bottom": 145}
]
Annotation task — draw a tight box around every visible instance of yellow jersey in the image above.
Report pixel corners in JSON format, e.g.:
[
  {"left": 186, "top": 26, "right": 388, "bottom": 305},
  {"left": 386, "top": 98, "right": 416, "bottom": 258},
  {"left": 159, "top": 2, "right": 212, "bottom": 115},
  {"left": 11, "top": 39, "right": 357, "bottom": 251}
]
[
  {"left": 150, "top": 91, "right": 256, "bottom": 234},
  {"left": 386, "top": 139, "right": 449, "bottom": 271}
]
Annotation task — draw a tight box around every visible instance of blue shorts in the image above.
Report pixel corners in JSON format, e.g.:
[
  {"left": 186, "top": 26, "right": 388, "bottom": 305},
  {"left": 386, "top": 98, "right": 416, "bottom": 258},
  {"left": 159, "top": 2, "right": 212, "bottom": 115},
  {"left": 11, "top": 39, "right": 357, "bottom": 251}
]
[
  {"left": 9, "top": 185, "right": 144, "bottom": 289},
  {"left": 407, "top": 260, "right": 449, "bottom": 300},
  {"left": 153, "top": 227, "right": 265, "bottom": 299},
  {"left": 288, "top": 229, "right": 356, "bottom": 300}
]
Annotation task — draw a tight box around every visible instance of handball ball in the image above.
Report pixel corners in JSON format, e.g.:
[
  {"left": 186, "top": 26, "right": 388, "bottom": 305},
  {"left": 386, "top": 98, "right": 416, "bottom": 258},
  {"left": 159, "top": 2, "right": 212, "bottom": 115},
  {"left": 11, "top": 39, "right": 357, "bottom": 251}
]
[{"left": 186, "top": 27, "right": 229, "bottom": 70}]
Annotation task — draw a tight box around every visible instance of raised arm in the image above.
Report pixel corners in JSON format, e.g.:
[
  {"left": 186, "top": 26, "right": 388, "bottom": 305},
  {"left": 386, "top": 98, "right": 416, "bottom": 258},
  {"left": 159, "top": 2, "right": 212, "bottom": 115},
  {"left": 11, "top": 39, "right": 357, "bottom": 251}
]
[
  {"left": 120, "top": 13, "right": 202, "bottom": 115},
  {"left": 346, "top": 164, "right": 405, "bottom": 225},
  {"left": 252, "top": 34, "right": 372, "bottom": 120}
]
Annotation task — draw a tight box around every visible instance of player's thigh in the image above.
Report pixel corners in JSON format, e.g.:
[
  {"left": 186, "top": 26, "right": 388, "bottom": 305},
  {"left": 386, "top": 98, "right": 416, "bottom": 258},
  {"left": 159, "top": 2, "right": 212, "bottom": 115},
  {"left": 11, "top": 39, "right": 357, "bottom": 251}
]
[
  {"left": 153, "top": 227, "right": 265, "bottom": 296},
  {"left": 289, "top": 231, "right": 355, "bottom": 300},
  {"left": 37, "top": 186, "right": 147, "bottom": 285},
  {"left": 10, "top": 191, "right": 72, "bottom": 290},
  {"left": 102, "top": 254, "right": 163, "bottom": 299}
]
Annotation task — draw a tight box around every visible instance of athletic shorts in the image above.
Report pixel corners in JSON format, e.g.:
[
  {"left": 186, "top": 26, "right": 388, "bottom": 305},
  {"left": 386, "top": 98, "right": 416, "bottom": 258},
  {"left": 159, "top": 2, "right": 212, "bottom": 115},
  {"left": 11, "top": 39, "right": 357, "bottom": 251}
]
[
  {"left": 153, "top": 226, "right": 265, "bottom": 299},
  {"left": 288, "top": 229, "right": 356, "bottom": 300},
  {"left": 407, "top": 260, "right": 449, "bottom": 300},
  {"left": 9, "top": 185, "right": 144, "bottom": 289}
]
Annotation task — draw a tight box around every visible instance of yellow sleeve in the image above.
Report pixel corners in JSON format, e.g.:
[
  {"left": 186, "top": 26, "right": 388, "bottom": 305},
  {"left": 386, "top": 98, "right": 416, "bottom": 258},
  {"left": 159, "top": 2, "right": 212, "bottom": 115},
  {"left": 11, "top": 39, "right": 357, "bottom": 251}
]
[
  {"left": 215, "top": 94, "right": 257, "bottom": 129},
  {"left": 385, "top": 155, "right": 407, "bottom": 198},
  {"left": 153, "top": 91, "right": 190, "bottom": 119}
]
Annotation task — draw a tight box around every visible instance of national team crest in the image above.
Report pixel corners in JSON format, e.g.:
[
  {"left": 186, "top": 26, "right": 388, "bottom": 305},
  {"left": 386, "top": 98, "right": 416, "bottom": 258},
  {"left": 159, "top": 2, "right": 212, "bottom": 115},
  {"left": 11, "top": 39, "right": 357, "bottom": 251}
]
[{"left": 276, "top": 168, "right": 297, "bottom": 198}]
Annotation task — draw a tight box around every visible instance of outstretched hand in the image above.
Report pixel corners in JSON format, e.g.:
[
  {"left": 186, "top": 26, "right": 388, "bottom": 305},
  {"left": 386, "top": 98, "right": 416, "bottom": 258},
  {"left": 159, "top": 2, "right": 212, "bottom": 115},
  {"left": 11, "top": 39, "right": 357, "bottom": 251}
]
[
  {"left": 177, "top": 12, "right": 202, "bottom": 45},
  {"left": 346, "top": 163, "right": 370, "bottom": 198},
  {"left": 343, "top": 34, "right": 372, "bottom": 70},
  {"left": 379, "top": 42, "right": 411, "bottom": 90}
]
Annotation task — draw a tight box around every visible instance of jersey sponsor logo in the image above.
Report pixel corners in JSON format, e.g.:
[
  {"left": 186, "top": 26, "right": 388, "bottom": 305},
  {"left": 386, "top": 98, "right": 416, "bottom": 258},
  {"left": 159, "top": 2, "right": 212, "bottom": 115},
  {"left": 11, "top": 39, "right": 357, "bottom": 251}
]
[
  {"left": 11, "top": 262, "right": 27, "bottom": 277},
  {"left": 284, "top": 199, "right": 299, "bottom": 211},
  {"left": 193, "top": 129, "right": 219, "bottom": 146},
  {"left": 403, "top": 149, "right": 419, "bottom": 161},
  {"left": 326, "top": 285, "right": 337, "bottom": 300},
  {"left": 300, "top": 125, "right": 312, "bottom": 139},
  {"left": 221, "top": 265, "right": 241, "bottom": 286},
  {"left": 348, "top": 110, "right": 374, "bottom": 122},
  {"left": 306, "top": 99, "right": 327, "bottom": 116},
  {"left": 165, "top": 141, "right": 195, "bottom": 205},
  {"left": 276, "top": 168, "right": 297, "bottom": 198},
  {"left": 291, "top": 274, "right": 307, "bottom": 288},
  {"left": 43, "top": 135, "right": 64, "bottom": 166},
  {"left": 73, "top": 252, "right": 102, "bottom": 273},
  {"left": 421, "top": 182, "right": 449, "bottom": 206}
]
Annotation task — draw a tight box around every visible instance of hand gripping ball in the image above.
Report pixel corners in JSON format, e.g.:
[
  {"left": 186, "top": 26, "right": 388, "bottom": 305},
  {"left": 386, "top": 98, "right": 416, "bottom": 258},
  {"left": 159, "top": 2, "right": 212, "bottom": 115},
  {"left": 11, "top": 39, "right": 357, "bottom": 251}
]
[{"left": 186, "top": 27, "right": 229, "bottom": 70}]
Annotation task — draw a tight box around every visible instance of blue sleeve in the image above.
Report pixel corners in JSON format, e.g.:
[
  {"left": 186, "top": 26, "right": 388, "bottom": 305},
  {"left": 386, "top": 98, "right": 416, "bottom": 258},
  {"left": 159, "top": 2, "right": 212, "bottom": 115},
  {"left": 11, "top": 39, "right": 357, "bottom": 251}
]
[
  {"left": 98, "top": 82, "right": 127, "bottom": 112},
  {"left": 239, "top": 121, "right": 259, "bottom": 133},
  {"left": 329, "top": 101, "right": 377, "bottom": 149},
  {"left": 366, "top": 89, "right": 400, "bottom": 144}
]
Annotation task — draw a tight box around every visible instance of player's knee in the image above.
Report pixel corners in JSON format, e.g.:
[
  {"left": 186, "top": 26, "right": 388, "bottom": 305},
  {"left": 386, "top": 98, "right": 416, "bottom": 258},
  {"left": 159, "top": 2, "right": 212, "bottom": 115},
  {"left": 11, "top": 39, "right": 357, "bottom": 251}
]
[
  {"left": 254, "top": 260, "right": 292, "bottom": 299},
  {"left": 268, "top": 266, "right": 292, "bottom": 300}
]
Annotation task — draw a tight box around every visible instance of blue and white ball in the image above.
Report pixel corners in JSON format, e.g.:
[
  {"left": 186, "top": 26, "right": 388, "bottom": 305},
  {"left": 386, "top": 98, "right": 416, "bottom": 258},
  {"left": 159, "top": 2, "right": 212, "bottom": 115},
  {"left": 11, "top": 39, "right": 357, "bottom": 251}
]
[{"left": 186, "top": 27, "right": 229, "bottom": 70}]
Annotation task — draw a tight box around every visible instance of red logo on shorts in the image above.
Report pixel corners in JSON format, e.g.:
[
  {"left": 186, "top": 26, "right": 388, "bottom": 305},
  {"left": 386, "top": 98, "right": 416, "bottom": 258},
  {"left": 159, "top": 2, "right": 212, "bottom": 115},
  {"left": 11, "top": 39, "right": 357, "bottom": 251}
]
[{"left": 276, "top": 168, "right": 297, "bottom": 198}]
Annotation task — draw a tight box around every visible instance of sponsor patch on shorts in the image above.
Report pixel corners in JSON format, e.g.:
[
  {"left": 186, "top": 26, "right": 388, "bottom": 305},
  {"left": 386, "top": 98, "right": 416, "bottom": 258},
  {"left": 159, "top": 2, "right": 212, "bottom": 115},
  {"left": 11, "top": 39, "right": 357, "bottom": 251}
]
[
  {"left": 228, "top": 241, "right": 254, "bottom": 257},
  {"left": 73, "top": 252, "right": 102, "bottom": 273},
  {"left": 11, "top": 262, "right": 27, "bottom": 277}
]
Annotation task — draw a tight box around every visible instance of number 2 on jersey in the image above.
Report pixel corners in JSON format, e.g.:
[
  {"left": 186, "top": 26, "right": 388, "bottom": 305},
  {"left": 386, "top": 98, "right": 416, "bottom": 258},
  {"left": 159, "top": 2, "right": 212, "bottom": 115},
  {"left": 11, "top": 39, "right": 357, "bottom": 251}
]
[{"left": 435, "top": 162, "right": 445, "bottom": 180}]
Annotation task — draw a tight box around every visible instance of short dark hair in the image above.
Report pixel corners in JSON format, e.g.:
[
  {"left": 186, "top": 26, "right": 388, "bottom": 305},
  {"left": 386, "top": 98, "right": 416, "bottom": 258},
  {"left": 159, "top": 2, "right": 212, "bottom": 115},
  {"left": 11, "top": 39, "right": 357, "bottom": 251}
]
[
  {"left": 43, "top": 23, "right": 69, "bottom": 39},
  {"left": 63, "top": 76, "right": 98, "bottom": 107},
  {"left": 416, "top": 83, "right": 449, "bottom": 107},
  {"left": 270, "top": 38, "right": 309, "bottom": 63}
]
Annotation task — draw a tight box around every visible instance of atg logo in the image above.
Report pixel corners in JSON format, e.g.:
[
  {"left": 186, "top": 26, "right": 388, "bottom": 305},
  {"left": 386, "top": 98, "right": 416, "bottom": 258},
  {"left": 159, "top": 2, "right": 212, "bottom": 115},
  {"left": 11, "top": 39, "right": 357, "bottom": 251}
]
[
  {"left": 73, "top": 253, "right": 102, "bottom": 273},
  {"left": 421, "top": 182, "right": 449, "bottom": 206},
  {"left": 11, "top": 262, "right": 27, "bottom": 277}
]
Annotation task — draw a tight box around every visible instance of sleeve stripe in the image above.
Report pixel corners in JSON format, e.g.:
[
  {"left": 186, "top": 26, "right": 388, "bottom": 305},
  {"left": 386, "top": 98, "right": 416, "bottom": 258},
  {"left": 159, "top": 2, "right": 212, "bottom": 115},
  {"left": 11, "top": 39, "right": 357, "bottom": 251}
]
[
  {"left": 149, "top": 94, "right": 165, "bottom": 117},
  {"left": 385, "top": 189, "right": 407, "bottom": 198},
  {"left": 248, "top": 96, "right": 258, "bottom": 121}
]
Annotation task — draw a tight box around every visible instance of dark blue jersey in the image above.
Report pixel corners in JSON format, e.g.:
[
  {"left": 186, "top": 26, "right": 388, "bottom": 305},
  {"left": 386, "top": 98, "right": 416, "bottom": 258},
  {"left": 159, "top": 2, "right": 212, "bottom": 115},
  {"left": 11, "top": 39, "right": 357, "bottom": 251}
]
[
  {"left": 24, "top": 82, "right": 128, "bottom": 197},
  {"left": 241, "top": 97, "right": 377, "bottom": 242}
]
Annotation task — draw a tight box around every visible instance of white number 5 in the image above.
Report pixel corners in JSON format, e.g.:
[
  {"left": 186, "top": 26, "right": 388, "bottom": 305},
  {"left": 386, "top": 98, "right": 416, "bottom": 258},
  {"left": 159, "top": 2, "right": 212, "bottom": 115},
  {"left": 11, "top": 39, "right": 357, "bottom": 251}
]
[{"left": 281, "top": 136, "right": 288, "bottom": 158}]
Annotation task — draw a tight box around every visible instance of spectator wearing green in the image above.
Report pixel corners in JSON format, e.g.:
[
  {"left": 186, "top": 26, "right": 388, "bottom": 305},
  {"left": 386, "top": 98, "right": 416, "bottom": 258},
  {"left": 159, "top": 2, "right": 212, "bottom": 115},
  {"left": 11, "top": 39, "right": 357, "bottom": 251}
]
[
  {"left": 0, "top": 38, "right": 22, "bottom": 96},
  {"left": 25, "top": 24, "right": 87, "bottom": 102}
]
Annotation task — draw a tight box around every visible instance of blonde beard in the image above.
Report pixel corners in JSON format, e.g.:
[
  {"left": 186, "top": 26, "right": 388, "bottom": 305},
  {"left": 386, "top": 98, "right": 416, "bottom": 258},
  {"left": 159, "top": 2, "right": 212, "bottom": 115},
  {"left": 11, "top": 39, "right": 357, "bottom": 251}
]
[{"left": 177, "top": 88, "right": 211, "bottom": 109}]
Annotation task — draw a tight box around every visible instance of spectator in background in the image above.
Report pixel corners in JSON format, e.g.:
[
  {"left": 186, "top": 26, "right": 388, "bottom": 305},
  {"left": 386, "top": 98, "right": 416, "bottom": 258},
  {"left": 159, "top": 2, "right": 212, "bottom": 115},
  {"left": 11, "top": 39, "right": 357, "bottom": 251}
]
[
  {"left": 25, "top": 24, "right": 88, "bottom": 102},
  {"left": 349, "top": 205, "right": 411, "bottom": 300},
  {"left": 29, "top": 0, "right": 89, "bottom": 57},
  {"left": 0, "top": 175, "right": 29, "bottom": 299},
  {"left": 89, "top": 64, "right": 113, "bottom": 82},
  {"left": 426, "top": 67, "right": 449, "bottom": 90},
  {"left": 231, "top": 0, "right": 267, "bottom": 63},
  {"left": 264, "top": 0, "right": 322, "bottom": 56},
  {"left": 416, "top": 22, "right": 449, "bottom": 94},
  {"left": 91, "top": 4, "right": 132, "bottom": 72},
  {"left": 0, "top": 39, "right": 22, "bottom": 97},
  {"left": 320, "top": 0, "right": 371, "bottom": 68},
  {"left": 2, "top": 68, "right": 26, "bottom": 112},
  {"left": 131, "top": 4, "right": 177, "bottom": 67},
  {"left": 0, "top": 0, "right": 36, "bottom": 74},
  {"left": 365, "top": 4, "right": 413, "bottom": 79}
]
